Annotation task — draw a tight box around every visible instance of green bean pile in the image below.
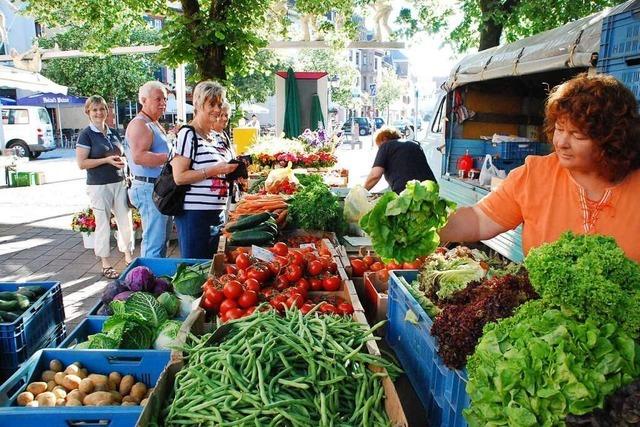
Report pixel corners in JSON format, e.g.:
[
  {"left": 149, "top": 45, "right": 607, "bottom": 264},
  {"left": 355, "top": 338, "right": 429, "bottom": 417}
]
[{"left": 164, "top": 308, "right": 401, "bottom": 426}]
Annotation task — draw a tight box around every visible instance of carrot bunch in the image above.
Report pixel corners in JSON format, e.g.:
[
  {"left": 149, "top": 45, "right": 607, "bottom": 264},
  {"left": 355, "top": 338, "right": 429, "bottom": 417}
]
[{"left": 229, "top": 194, "right": 289, "bottom": 228}]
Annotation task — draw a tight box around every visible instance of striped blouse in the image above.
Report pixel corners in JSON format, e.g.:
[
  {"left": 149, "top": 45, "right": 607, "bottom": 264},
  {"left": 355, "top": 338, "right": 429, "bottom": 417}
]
[{"left": 175, "top": 126, "right": 228, "bottom": 211}]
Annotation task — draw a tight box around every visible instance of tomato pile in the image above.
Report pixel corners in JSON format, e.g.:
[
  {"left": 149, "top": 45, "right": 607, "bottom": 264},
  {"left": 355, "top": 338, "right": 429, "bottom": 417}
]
[
  {"left": 201, "top": 242, "right": 354, "bottom": 322},
  {"left": 350, "top": 254, "right": 427, "bottom": 282},
  {"left": 262, "top": 179, "right": 297, "bottom": 195}
]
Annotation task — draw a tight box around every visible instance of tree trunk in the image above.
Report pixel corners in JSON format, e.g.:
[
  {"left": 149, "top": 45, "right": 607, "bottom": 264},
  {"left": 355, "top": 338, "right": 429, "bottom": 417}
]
[
  {"left": 478, "top": 20, "right": 503, "bottom": 51},
  {"left": 199, "top": 45, "right": 226, "bottom": 81}
]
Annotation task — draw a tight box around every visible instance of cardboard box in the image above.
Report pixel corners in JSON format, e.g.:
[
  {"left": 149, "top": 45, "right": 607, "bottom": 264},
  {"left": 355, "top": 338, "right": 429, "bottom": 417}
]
[{"left": 364, "top": 271, "right": 389, "bottom": 327}]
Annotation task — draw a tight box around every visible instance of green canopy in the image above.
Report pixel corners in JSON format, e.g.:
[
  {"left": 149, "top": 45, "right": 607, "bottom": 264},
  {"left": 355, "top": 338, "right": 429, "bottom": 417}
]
[
  {"left": 283, "top": 67, "right": 301, "bottom": 138},
  {"left": 309, "top": 93, "right": 325, "bottom": 131}
]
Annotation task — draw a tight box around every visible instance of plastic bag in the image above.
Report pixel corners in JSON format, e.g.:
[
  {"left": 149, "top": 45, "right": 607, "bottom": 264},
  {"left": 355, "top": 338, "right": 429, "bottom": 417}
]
[
  {"left": 344, "top": 185, "right": 374, "bottom": 223},
  {"left": 264, "top": 162, "right": 299, "bottom": 193},
  {"left": 479, "top": 154, "right": 506, "bottom": 186}
]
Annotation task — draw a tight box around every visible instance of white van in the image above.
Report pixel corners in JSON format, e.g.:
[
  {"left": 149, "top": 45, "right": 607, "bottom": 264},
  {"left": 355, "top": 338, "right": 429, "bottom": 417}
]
[{"left": 2, "top": 106, "right": 55, "bottom": 159}]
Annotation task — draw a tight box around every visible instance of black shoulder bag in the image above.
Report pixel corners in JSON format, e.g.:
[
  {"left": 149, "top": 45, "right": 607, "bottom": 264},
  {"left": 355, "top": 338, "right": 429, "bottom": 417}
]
[{"left": 152, "top": 125, "right": 198, "bottom": 216}]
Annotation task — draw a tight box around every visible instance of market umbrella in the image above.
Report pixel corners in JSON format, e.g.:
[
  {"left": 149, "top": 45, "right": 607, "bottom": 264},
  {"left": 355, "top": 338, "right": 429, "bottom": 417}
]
[
  {"left": 283, "top": 67, "right": 300, "bottom": 138},
  {"left": 309, "top": 93, "right": 324, "bottom": 131}
]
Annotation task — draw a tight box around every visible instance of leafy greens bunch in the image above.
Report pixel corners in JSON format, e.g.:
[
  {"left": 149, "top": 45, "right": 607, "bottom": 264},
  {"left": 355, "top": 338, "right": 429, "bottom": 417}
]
[
  {"left": 289, "top": 179, "right": 346, "bottom": 234},
  {"left": 359, "top": 180, "right": 455, "bottom": 263},
  {"left": 465, "top": 300, "right": 640, "bottom": 427},
  {"left": 524, "top": 232, "right": 640, "bottom": 337}
]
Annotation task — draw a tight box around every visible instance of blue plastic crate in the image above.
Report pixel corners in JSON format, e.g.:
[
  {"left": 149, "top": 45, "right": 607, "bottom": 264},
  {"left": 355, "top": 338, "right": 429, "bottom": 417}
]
[
  {"left": 0, "top": 349, "right": 171, "bottom": 425},
  {"left": 387, "top": 270, "right": 470, "bottom": 427},
  {"left": 493, "top": 158, "right": 525, "bottom": 175},
  {"left": 58, "top": 317, "right": 107, "bottom": 348},
  {"left": 445, "top": 138, "right": 486, "bottom": 176},
  {"left": 0, "top": 282, "right": 65, "bottom": 358},
  {"left": 0, "top": 408, "right": 141, "bottom": 427},
  {"left": 0, "top": 323, "right": 66, "bottom": 384},
  {"left": 597, "top": 56, "right": 640, "bottom": 102},
  {"left": 89, "top": 257, "right": 209, "bottom": 315},
  {"left": 485, "top": 141, "right": 537, "bottom": 160},
  {"left": 599, "top": 7, "right": 640, "bottom": 61}
]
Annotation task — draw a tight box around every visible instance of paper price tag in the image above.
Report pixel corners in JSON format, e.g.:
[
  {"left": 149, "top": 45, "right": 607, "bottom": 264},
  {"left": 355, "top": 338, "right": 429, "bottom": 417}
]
[
  {"left": 300, "top": 243, "right": 316, "bottom": 250},
  {"left": 252, "top": 245, "right": 275, "bottom": 262}
]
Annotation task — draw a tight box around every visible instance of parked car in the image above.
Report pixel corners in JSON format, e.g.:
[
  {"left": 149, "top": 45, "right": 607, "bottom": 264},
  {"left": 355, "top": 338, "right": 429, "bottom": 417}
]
[
  {"left": 373, "top": 117, "right": 384, "bottom": 129},
  {"left": 342, "top": 117, "right": 372, "bottom": 135},
  {"left": 2, "top": 106, "right": 55, "bottom": 158}
]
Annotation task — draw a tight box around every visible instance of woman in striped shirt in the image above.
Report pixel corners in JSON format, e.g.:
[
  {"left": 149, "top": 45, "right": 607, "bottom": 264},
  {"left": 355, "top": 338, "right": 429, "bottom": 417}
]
[{"left": 170, "top": 81, "right": 238, "bottom": 258}]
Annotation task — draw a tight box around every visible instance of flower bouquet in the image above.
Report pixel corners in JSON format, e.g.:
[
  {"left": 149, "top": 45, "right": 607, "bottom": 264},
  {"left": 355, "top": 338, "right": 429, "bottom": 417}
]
[
  {"left": 248, "top": 130, "right": 340, "bottom": 169},
  {"left": 110, "top": 208, "right": 142, "bottom": 231},
  {"left": 71, "top": 208, "right": 96, "bottom": 234}
]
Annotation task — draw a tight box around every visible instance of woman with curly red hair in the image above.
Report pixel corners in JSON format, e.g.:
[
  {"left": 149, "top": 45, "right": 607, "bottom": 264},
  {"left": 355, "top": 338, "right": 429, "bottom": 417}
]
[{"left": 439, "top": 73, "right": 640, "bottom": 261}]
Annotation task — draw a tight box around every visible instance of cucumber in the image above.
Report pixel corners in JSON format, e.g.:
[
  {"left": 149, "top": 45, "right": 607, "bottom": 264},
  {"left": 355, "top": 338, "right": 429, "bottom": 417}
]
[
  {"left": 15, "top": 294, "right": 30, "bottom": 310},
  {"left": 18, "top": 286, "right": 46, "bottom": 297},
  {"left": 0, "top": 310, "right": 19, "bottom": 323},
  {"left": 229, "top": 230, "right": 275, "bottom": 246},
  {"left": 226, "top": 212, "right": 272, "bottom": 232},
  {"left": 0, "top": 300, "right": 19, "bottom": 312},
  {"left": 0, "top": 292, "right": 17, "bottom": 301},
  {"left": 15, "top": 288, "right": 36, "bottom": 300}
]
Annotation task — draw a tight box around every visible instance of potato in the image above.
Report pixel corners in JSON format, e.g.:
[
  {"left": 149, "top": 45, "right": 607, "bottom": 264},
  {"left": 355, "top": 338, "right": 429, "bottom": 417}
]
[
  {"left": 67, "top": 389, "right": 85, "bottom": 402},
  {"left": 130, "top": 382, "right": 147, "bottom": 402},
  {"left": 55, "top": 398, "right": 66, "bottom": 406},
  {"left": 119, "top": 375, "right": 135, "bottom": 396},
  {"left": 108, "top": 372, "right": 122, "bottom": 388},
  {"left": 16, "top": 391, "right": 34, "bottom": 406},
  {"left": 94, "top": 383, "right": 108, "bottom": 392},
  {"left": 140, "top": 398, "right": 148, "bottom": 406},
  {"left": 26, "top": 382, "right": 47, "bottom": 396},
  {"left": 49, "top": 359, "right": 63, "bottom": 372},
  {"left": 71, "top": 361, "right": 83, "bottom": 369},
  {"left": 64, "top": 364, "right": 80, "bottom": 375},
  {"left": 62, "top": 374, "right": 82, "bottom": 390},
  {"left": 54, "top": 372, "right": 66, "bottom": 386},
  {"left": 96, "top": 400, "right": 112, "bottom": 406},
  {"left": 122, "top": 395, "right": 138, "bottom": 404},
  {"left": 122, "top": 401, "right": 137, "bottom": 406},
  {"left": 36, "top": 391, "right": 57, "bottom": 407},
  {"left": 109, "top": 391, "right": 122, "bottom": 403},
  {"left": 107, "top": 379, "right": 118, "bottom": 391},
  {"left": 77, "top": 368, "right": 88, "bottom": 379},
  {"left": 145, "top": 387, "right": 154, "bottom": 398},
  {"left": 87, "top": 374, "right": 108, "bottom": 386},
  {"left": 83, "top": 391, "right": 113, "bottom": 406},
  {"left": 41, "top": 370, "right": 56, "bottom": 382},
  {"left": 78, "top": 377, "right": 94, "bottom": 394},
  {"left": 46, "top": 380, "right": 57, "bottom": 392},
  {"left": 52, "top": 386, "right": 67, "bottom": 400},
  {"left": 65, "top": 398, "right": 82, "bottom": 407},
  {"left": 25, "top": 401, "right": 38, "bottom": 407}
]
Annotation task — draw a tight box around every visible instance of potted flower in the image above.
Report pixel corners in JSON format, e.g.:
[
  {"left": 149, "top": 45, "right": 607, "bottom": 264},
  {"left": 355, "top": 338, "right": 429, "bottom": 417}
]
[
  {"left": 111, "top": 208, "right": 143, "bottom": 241},
  {"left": 71, "top": 208, "right": 96, "bottom": 249}
]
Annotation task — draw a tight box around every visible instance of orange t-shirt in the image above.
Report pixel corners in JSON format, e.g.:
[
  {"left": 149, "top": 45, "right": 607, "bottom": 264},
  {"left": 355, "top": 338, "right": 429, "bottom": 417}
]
[{"left": 477, "top": 154, "right": 640, "bottom": 262}]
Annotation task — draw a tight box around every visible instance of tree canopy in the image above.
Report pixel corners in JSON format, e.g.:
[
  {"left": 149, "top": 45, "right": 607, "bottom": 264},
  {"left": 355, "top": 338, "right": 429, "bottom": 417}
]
[{"left": 398, "top": 0, "right": 629, "bottom": 51}]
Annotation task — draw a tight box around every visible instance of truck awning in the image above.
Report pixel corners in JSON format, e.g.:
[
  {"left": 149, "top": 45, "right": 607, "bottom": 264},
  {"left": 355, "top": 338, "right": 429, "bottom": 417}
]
[{"left": 444, "top": 0, "right": 640, "bottom": 91}]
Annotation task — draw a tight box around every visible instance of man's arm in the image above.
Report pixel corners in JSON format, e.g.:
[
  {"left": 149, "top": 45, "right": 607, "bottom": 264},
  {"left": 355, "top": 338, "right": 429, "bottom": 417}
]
[
  {"left": 438, "top": 205, "right": 510, "bottom": 244},
  {"left": 126, "top": 120, "right": 168, "bottom": 167},
  {"left": 364, "top": 166, "right": 384, "bottom": 191}
]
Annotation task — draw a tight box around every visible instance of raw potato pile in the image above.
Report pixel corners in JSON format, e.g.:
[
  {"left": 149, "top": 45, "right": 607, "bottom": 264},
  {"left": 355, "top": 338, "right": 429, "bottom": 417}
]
[{"left": 16, "top": 359, "right": 152, "bottom": 407}]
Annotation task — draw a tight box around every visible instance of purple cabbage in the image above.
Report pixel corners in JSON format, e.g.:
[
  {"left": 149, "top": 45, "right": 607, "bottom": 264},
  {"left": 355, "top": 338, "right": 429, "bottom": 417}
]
[
  {"left": 124, "top": 266, "right": 155, "bottom": 292},
  {"left": 113, "top": 291, "right": 134, "bottom": 302},
  {"left": 101, "top": 279, "right": 128, "bottom": 305},
  {"left": 151, "top": 278, "right": 171, "bottom": 296}
]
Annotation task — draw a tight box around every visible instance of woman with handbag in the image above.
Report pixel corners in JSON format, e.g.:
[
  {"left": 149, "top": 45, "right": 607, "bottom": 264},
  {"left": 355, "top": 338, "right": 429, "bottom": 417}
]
[
  {"left": 76, "top": 95, "right": 134, "bottom": 278},
  {"left": 170, "top": 81, "right": 238, "bottom": 259}
]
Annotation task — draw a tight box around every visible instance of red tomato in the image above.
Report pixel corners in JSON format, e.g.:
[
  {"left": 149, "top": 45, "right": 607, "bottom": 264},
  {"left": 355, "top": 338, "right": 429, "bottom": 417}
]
[
  {"left": 300, "top": 303, "right": 314, "bottom": 314},
  {"left": 327, "top": 261, "right": 338, "bottom": 274},
  {"left": 261, "top": 287, "right": 275, "bottom": 298},
  {"left": 237, "top": 269, "right": 247, "bottom": 282},
  {"left": 370, "top": 262, "right": 385, "bottom": 272},
  {"left": 269, "top": 294, "right": 288, "bottom": 311},
  {"left": 200, "top": 296, "right": 219, "bottom": 312},
  {"left": 362, "top": 255, "right": 376, "bottom": 267},
  {"left": 402, "top": 261, "right": 421, "bottom": 270},
  {"left": 287, "top": 293, "right": 304, "bottom": 309},
  {"left": 350, "top": 259, "right": 367, "bottom": 277},
  {"left": 322, "top": 276, "right": 341, "bottom": 291},
  {"left": 310, "top": 278, "right": 324, "bottom": 291},
  {"left": 238, "top": 290, "right": 258, "bottom": 308},
  {"left": 223, "top": 280, "right": 243, "bottom": 300},
  {"left": 244, "top": 278, "right": 261, "bottom": 292},
  {"left": 284, "top": 264, "right": 303, "bottom": 283},
  {"left": 219, "top": 298, "right": 238, "bottom": 314},
  {"left": 273, "top": 242, "right": 289, "bottom": 256},
  {"left": 236, "top": 253, "right": 251, "bottom": 270},
  {"left": 319, "top": 303, "right": 337, "bottom": 314},
  {"left": 204, "top": 287, "right": 225, "bottom": 305},
  {"left": 245, "top": 306, "right": 257, "bottom": 315},
  {"left": 319, "top": 256, "right": 333, "bottom": 270},
  {"left": 227, "top": 308, "right": 245, "bottom": 320},
  {"left": 386, "top": 261, "right": 401, "bottom": 270},
  {"left": 295, "top": 278, "right": 310, "bottom": 293},
  {"left": 376, "top": 269, "right": 390, "bottom": 283},
  {"left": 275, "top": 275, "right": 290, "bottom": 291},
  {"left": 218, "top": 274, "right": 237, "bottom": 284},
  {"left": 337, "top": 302, "right": 354, "bottom": 315},
  {"left": 289, "top": 250, "right": 305, "bottom": 266},
  {"left": 268, "top": 260, "right": 282, "bottom": 275},
  {"left": 307, "top": 260, "right": 323, "bottom": 276},
  {"left": 225, "top": 264, "right": 238, "bottom": 275},
  {"left": 247, "top": 264, "right": 271, "bottom": 284},
  {"left": 219, "top": 312, "right": 229, "bottom": 323}
]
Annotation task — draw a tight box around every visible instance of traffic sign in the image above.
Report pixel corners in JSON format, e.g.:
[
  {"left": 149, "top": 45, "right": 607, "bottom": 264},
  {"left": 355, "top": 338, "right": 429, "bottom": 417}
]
[{"left": 369, "top": 83, "right": 377, "bottom": 97}]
